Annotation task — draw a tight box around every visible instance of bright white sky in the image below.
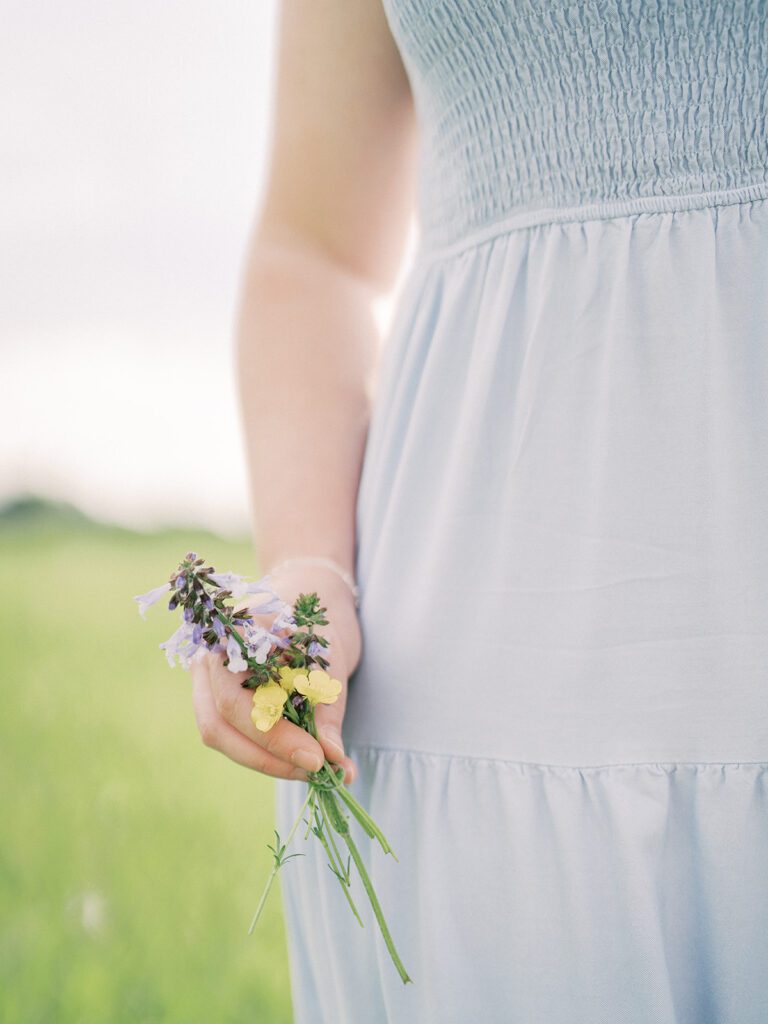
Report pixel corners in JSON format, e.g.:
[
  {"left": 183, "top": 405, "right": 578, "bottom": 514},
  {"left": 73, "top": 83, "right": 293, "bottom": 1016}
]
[{"left": 1, "top": 1, "right": 413, "bottom": 535}]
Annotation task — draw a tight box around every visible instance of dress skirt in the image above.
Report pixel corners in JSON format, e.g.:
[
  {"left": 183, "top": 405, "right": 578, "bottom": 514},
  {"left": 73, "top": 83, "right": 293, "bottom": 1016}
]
[{"left": 275, "top": 185, "right": 768, "bottom": 1023}]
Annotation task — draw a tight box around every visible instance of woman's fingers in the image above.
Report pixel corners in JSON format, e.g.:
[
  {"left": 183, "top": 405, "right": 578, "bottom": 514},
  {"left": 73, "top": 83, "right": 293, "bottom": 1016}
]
[
  {"left": 207, "top": 660, "right": 323, "bottom": 773},
  {"left": 313, "top": 685, "right": 355, "bottom": 778},
  {"left": 191, "top": 656, "right": 309, "bottom": 781},
  {"left": 205, "top": 651, "right": 328, "bottom": 774},
  {"left": 311, "top": 624, "right": 357, "bottom": 782}
]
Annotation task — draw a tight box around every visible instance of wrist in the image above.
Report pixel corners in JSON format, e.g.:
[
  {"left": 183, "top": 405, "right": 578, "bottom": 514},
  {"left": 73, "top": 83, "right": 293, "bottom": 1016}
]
[
  {"left": 264, "top": 561, "right": 358, "bottom": 615},
  {"left": 261, "top": 562, "right": 361, "bottom": 676},
  {"left": 264, "top": 554, "right": 359, "bottom": 606}
]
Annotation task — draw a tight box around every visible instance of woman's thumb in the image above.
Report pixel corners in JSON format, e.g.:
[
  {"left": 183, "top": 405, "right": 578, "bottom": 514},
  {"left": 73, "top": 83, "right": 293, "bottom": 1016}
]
[{"left": 314, "top": 690, "right": 356, "bottom": 781}]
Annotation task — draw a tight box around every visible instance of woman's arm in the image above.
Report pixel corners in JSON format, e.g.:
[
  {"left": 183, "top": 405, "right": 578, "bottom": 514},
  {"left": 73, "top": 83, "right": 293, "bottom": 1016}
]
[
  {"left": 191, "top": 0, "right": 418, "bottom": 783},
  {"left": 238, "top": 0, "right": 418, "bottom": 593}
]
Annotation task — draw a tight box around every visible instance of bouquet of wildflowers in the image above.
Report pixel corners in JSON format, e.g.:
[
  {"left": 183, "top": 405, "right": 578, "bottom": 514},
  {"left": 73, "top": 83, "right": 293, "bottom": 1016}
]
[{"left": 135, "top": 552, "right": 411, "bottom": 984}]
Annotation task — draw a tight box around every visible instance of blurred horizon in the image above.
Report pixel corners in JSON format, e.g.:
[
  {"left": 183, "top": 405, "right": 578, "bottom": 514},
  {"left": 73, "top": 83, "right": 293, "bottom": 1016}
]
[{"left": 0, "top": 490, "right": 251, "bottom": 545}]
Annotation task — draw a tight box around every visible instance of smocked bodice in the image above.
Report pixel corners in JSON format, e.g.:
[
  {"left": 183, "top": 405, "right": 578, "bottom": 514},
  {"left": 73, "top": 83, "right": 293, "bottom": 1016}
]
[{"left": 382, "top": 0, "right": 768, "bottom": 252}]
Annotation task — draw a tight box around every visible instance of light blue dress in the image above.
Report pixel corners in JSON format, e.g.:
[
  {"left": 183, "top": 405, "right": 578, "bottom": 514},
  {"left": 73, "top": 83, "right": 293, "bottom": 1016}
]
[{"left": 275, "top": 2, "right": 768, "bottom": 1021}]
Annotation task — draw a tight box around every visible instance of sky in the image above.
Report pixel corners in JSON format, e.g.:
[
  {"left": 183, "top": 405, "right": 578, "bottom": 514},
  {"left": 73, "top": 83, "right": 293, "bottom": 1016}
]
[{"left": 1, "top": 1, "right": 413, "bottom": 535}]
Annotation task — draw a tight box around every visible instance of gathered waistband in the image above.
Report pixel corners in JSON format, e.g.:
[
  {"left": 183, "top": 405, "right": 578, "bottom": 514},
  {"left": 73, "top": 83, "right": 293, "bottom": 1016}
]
[{"left": 411, "top": 180, "right": 768, "bottom": 266}]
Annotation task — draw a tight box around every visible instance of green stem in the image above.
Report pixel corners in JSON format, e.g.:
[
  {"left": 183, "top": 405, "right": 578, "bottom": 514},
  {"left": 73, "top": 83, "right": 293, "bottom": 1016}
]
[
  {"left": 317, "top": 791, "right": 349, "bottom": 882},
  {"left": 342, "top": 827, "right": 412, "bottom": 985},
  {"left": 312, "top": 799, "right": 364, "bottom": 927},
  {"left": 308, "top": 705, "right": 397, "bottom": 858},
  {"left": 320, "top": 788, "right": 411, "bottom": 985},
  {"left": 247, "top": 787, "right": 313, "bottom": 936},
  {"left": 303, "top": 788, "right": 317, "bottom": 841},
  {"left": 320, "top": 762, "right": 399, "bottom": 861}
]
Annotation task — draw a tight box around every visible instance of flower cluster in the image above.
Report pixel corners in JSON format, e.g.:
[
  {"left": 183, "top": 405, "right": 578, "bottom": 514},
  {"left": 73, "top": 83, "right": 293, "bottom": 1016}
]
[
  {"left": 135, "top": 552, "right": 411, "bottom": 985},
  {"left": 134, "top": 552, "right": 344, "bottom": 738},
  {"left": 134, "top": 555, "right": 287, "bottom": 669}
]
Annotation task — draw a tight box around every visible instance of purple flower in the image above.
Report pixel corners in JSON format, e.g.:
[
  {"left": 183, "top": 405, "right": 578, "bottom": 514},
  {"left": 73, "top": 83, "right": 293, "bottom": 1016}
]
[
  {"left": 209, "top": 571, "right": 245, "bottom": 592},
  {"left": 183, "top": 606, "right": 194, "bottom": 623},
  {"left": 159, "top": 621, "right": 203, "bottom": 668},
  {"left": 225, "top": 633, "right": 248, "bottom": 673},
  {"left": 243, "top": 623, "right": 274, "bottom": 664},
  {"left": 212, "top": 617, "right": 226, "bottom": 638},
  {"left": 271, "top": 602, "right": 297, "bottom": 633},
  {"left": 307, "top": 640, "right": 323, "bottom": 657},
  {"left": 134, "top": 581, "right": 172, "bottom": 619},
  {"left": 192, "top": 624, "right": 203, "bottom": 645},
  {"left": 244, "top": 575, "right": 277, "bottom": 596},
  {"left": 209, "top": 571, "right": 279, "bottom": 602}
]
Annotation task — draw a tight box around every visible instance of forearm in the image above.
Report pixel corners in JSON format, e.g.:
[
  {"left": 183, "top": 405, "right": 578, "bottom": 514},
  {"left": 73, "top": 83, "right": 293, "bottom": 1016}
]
[{"left": 235, "top": 231, "right": 380, "bottom": 596}]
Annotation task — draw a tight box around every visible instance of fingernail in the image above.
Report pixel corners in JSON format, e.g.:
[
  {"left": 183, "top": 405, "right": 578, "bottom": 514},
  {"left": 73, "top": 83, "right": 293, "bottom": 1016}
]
[
  {"left": 319, "top": 727, "right": 345, "bottom": 760},
  {"left": 292, "top": 749, "right": 323, "bottom": 773}
]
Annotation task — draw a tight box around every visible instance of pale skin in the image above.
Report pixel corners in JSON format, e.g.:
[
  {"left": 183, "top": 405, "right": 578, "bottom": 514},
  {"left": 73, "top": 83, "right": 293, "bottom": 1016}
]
[{"left": 190, "top": 0, "right": 418, "bottom": 784}]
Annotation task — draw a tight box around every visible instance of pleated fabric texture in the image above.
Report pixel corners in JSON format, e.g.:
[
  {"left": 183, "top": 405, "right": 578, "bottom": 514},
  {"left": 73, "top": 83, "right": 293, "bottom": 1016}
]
[
  {"left": 279, "top": 751, "right": 768, "bottom": 1024},
  {"left": 382, "top": 0, "right": 768, "bottom": 254},
  {"left": 275, "top": 1, "right": 768, "bottom": 1020}
]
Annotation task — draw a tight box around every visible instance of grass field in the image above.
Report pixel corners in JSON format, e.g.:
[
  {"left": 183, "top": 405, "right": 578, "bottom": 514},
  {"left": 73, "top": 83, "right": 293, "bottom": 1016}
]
[{"left": 0, "top": 509, "right": 294, "bottom": 1022}]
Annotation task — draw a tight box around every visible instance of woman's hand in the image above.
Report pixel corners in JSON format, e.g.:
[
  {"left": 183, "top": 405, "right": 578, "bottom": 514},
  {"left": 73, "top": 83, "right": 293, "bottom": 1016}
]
[{"left": 190, "top": 567, "right": 361, "bottom": 784}]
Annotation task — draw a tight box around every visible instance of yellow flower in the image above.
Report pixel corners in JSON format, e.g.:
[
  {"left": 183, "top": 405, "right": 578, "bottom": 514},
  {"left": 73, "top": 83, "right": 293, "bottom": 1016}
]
[
  {"left": 277, "top": 665, "right": 305, "bottom": 694},
  {"left": 293, "top": 669, "right": 343, "bottom": 706},
  {"left": 251, "top": 682, "right": 288, "bottom": 732}
]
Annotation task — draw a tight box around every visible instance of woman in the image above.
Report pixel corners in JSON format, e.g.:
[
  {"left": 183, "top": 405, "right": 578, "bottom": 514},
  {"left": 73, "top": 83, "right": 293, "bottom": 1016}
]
[{"left": 191, "top": 1, "right": 768, "bottom": 1021}]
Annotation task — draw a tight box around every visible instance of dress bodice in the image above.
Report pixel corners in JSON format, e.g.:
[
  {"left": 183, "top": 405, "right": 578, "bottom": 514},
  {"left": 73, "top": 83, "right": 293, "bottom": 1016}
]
[{"left": 381, "top": 0, "right": 768, "bottom": 251}]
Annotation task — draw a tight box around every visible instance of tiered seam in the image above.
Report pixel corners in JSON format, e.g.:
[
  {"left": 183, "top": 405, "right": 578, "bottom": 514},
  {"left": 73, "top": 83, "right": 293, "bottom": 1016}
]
[{"left": 347, "top": 741, "right": 768, "bottom": 773}]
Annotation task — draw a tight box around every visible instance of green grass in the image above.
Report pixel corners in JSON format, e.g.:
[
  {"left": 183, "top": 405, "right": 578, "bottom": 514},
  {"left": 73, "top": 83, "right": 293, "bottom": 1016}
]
[{"left": 0, "top": 518, "right": 293, "bottom": 1023}]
